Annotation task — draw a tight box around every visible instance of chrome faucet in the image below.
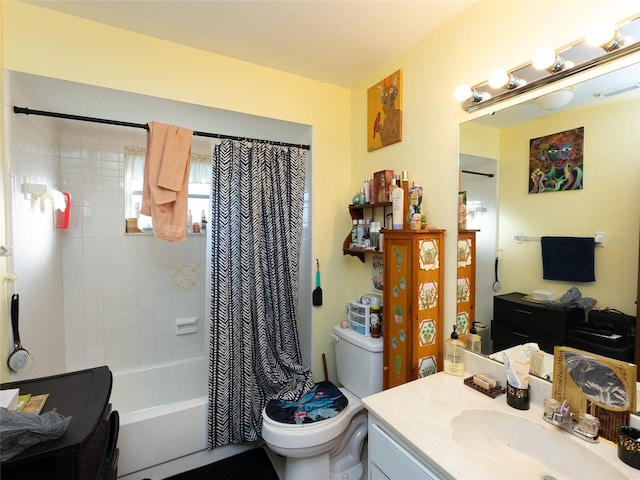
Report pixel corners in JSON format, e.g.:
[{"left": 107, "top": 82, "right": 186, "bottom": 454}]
[{"left": 543, "top": 398, "right": 599, "bottom": 443}]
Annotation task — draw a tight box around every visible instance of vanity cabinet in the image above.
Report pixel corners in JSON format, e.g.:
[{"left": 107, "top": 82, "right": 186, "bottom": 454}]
[
  {"left": 382, "top": 229, "right": 445, "bottom": 389},
  {"left": 1, "top": 366, "right": 118, "bottom": 480},
  {"left": 369, "top": 418, "right": 443, "bottom": 480},
  {"left": 343, "top": 201, "right": 391, "bottom": 262},
  {"left": 492, "top": 292, "right": 582, "bottom": 354},
  {"left": 456, "top": 230, "right": 478, "bottom": 338}
]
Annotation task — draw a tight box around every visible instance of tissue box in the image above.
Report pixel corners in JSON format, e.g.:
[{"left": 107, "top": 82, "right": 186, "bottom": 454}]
[
  {"left": 0, "top": 388, "right": 20, "bottom": 411},
  {"left": 532, "top": 289, "right": 556, "bottom": 301}
]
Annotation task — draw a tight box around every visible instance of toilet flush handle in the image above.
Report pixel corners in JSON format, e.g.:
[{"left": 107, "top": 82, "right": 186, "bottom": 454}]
[{"left": 331, "top": 333, "right": 339, "bottom": 342}]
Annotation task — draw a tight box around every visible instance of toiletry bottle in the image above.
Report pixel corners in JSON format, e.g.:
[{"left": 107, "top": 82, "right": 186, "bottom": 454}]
[
  {"left": 388, "top": 178, "right": 396, "bottom": 202},
  {"left": 356, "top": 219, "right": 365, "bottom": 245},
  {"left": 351, "top": 219, "right": 358, "bottom": 246},
  {"left": 363, "top": 177, "right": 370, "bottom": 204},
  {"left": 370, "top": 306, "right": 381, "bottom": 338},
  {"left": 401, "top": 171, "right": 410, "bottom": 228},
  {"left": 187, "top": 209, "right": 193, "bottom": 233},
  {"left": 391, "top": 179, "right": 404, "bottom": 229},
  {"left": 444, "top": 325, "right": 465, "bottom": 376},
  {"left": 466, "top": 321, "right": 482, "bottom": 354},
  {"left": 201, "top": 210, "right": 207, "bottom": 231}
]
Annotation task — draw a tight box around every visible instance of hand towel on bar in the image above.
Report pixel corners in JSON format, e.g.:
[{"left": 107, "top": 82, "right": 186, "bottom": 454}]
[
  {"left": 141, "top": 121, "right": 193, "bottom": 242},
  {"left": 540, "top": 236, "right": 595, "bottom": 282}
]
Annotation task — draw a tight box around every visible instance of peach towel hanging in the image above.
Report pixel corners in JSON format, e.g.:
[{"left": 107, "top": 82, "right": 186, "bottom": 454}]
[{"left": 141, "top": 121, "right": 193, "bottom": 242}]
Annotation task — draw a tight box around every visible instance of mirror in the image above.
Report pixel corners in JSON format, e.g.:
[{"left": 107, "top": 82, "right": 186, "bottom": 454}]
[{"left": 458, "top": 55, "right": 640, "bottom": 391}]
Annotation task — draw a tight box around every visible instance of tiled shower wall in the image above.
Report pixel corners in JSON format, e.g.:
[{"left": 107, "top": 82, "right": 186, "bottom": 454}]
[
  {"left": 58, "top": 124, "right": 207, "bottom": 372},
  {"left": 4, "top": 73, "right": 66, "bottom": 380},
  {"left": 6, "top": 71, "right": 312, "bottom": 379},
  {"left": 4, "top": 72, "right": 313, "bottom": 380}
]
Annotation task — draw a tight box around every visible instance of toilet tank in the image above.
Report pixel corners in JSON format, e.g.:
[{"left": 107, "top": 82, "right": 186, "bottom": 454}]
[{"left": 332, "top": 324, "right": 383, "bottom": 398}]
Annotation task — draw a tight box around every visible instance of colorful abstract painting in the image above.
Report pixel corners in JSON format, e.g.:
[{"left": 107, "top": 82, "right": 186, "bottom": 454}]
[{"left": 529, "top": 127, "right": 584, "bottom": 193}]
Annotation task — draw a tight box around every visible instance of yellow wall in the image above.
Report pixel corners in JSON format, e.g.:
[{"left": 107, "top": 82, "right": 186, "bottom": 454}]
[
  {"left": 498, "top": 96, "right": 639, "bottom": 312},
  {"left": 2, "top": 0, "right": 639, "bottom": 382},
  {"left": 1, "top": 1, "right": 351, "bottom": 382},
  {"left": 349, "top": 1, "right": 639, "bottom": 348},
  {"left": 459, "top": 122, "right": 500, "bottom": 160}
]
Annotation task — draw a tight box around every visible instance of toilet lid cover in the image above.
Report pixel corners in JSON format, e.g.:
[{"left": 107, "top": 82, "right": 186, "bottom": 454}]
[{"left": 265, "top": 381, "right": 348, "bottom": 425}]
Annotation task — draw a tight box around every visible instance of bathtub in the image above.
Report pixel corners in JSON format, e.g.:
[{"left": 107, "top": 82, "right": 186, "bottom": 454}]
[{"left": 111, "top": 357, "right": 258, "bottom": 478}]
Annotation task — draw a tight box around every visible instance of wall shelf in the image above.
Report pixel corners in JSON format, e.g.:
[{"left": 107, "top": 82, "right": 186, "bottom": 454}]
[{"left": 343, "top": 201, "right": 391, "bottom": 262}]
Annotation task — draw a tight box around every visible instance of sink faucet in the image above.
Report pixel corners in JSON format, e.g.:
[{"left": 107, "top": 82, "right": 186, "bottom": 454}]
[{"left": 543, "top": 398, "right": 599, "bottom": 443}]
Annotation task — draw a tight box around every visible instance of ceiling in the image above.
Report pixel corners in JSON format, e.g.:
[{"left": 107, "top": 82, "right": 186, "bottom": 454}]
[{"left": 20, "top": 0, "right": 478, "bottom": 88}]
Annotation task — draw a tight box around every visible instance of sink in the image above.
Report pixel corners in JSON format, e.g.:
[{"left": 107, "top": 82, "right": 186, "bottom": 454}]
[{"left": 451, "top": 409, "right": 628, "bottom": 479}]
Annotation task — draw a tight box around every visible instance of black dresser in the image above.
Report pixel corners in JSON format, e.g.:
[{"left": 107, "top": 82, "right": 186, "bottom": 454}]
[
  {"left": 492, "top": 292, "right": 583, "bottom": 354},
  {"left": 1, "top": 366, "right": 118, "bottom": 480}
]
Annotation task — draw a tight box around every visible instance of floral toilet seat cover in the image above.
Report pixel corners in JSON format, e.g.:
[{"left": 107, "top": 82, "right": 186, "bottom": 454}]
[{"left": 265, "top": 381, "right": 348, "bottom": 425}]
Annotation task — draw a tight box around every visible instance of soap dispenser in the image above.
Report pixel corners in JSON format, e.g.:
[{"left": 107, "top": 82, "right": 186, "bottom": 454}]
[
  {"left": 466, "top": 321, "right": 482, "bottom": 354},
  {"left": 444, "top": 325, "right": 465, "bottom": 376}
]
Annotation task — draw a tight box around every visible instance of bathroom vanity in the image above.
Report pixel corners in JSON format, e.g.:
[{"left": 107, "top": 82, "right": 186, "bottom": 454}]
[{"left": 362, "top": 361, "right": 639, "bottom": 479}]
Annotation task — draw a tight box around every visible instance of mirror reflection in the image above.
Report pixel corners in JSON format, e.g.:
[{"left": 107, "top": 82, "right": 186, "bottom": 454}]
[{"left": 458, "top": 60, "right": 639, "bottom": 392}]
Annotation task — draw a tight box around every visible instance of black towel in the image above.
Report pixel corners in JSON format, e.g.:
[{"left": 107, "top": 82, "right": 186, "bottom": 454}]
[{"left": 541, "top": 236, "right": 595, "bottom": 282}]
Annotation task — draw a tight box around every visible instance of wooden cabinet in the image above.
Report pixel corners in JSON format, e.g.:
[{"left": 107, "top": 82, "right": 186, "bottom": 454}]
[
  {"left": 343, "top": 202, "right": 391, "bottom": 262},
  {"left": 456, "top": 230, "right": 477, "bottom": 340},
  {"left": 382, "top": 229, "right": 445, "bottom": 389}
]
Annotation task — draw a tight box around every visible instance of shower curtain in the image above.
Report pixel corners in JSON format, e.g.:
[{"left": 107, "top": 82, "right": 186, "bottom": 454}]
[{"left": 207, "top": 139, "right": 314, "bottom": 449}]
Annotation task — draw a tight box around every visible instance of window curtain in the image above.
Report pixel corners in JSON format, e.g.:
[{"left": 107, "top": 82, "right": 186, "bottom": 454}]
[
  {"left": 207, "top": 139, "right": 314, "bottom": 449},
  {"left": 124, "top": 146, "right": 211, "bottom": 183}
]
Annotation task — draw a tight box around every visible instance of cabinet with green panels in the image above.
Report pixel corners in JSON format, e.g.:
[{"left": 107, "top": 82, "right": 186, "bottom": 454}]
[
  {"left": 382, "top": 229, "right": 445, "bottom": 390},
  {"left": 456, "top": 230, "right": 478, "bottom": 342}
]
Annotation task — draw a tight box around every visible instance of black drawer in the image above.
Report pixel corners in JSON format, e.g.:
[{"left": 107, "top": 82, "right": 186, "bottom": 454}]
[
  {"left": 494, "top": 292, "right": 582, "bottom": 337},
  {"left": 491, "top": 320, "right": 563, "bottom": 354}
]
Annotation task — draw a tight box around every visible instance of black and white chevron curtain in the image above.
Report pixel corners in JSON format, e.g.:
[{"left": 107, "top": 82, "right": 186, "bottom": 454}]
[{"left": 207, "top": 139, "right": 314, "bottom": 449}]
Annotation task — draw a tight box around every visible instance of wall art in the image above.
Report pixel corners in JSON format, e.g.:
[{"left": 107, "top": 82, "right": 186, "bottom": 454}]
[
  {"left": 529, "top": 126, "right": 584, "bottom": 193},
  {"left": 367, "top": 69, "right": 403, "bottom": 151}
]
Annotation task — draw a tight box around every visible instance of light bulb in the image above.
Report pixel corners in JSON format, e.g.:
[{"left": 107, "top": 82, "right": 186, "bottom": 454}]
[
  {"left": 489, "top": 70, "right": 525, "bottom": 90},
  {"left": 454, "top": 85, "right": 488, "bottom": 103},
  {"left": 586, "top": 21, "right": 622, "bottom": 51},
  {"left": 454, "top": 84, "right": 473, "bottom": 102},
  {"left": 532, "top": 48, "right": 560, "bottom": 71}
]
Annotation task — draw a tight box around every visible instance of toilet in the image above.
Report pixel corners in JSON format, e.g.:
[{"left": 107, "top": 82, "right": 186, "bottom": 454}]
[{"left": 261, "top": 324, "right": 383, "bottom": 480}]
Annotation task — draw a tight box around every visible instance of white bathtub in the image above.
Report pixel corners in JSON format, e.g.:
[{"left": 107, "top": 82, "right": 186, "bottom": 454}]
[{"left": 111, "top": 357, "right": 258, "bottom": 478}]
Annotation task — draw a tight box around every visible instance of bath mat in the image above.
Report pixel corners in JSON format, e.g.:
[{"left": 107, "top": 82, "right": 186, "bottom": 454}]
[
  {"left": 163, "top": 447, "right": 278, "bottom": 480},
  {"left": 541, "top": 236, "right": 595, "bottom": 282},
  {"left": 265, "top": 380, "right": 348, "bottom": 424}
]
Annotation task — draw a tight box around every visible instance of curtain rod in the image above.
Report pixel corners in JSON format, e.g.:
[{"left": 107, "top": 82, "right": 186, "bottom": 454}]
[
  {"left": 461, "top": 169, "right": 494, "bottom": 178},
  {"left": 13, "top": 106, "right": 311, "bottom": 151}
]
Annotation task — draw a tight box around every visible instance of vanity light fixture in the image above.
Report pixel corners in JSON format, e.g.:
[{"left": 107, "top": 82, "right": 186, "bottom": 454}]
[
  {"left": 532, "top": 48, "right": 573, "bottom": 73},
  {"left": 455, "top": 14, "right": 640, "bottom": 112},
  {"left": 488, "top": 70, "right": 525, "bottom": 90}
]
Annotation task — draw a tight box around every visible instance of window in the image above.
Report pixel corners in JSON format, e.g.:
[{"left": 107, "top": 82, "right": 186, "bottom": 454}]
[{"left": 125, "top": 145, "right": 212, "bottom": 233}]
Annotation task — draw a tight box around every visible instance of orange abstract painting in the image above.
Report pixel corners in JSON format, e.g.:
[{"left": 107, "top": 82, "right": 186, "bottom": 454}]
[{"left": 368, "top": 69, "right": 403, "bottom": 151}]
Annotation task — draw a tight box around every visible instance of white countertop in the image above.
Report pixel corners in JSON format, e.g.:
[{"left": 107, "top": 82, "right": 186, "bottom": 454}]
[{"left": 362, "top": 371, "right": 639, "bottom": 479}]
